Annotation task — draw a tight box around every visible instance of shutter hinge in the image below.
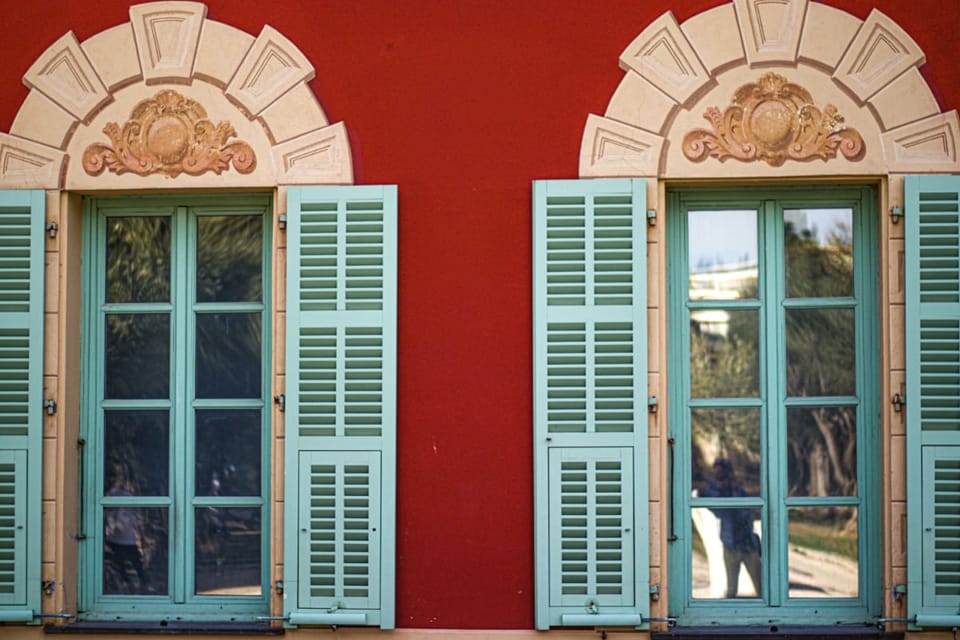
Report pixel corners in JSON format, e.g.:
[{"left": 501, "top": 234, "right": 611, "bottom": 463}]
[
  {"left": 890, "top": 206, "right": 904, "bottom": 225},
  {"left": 648, "top": 396, "right": 658, "bottom": 413},
  {"left": 893, "top": 583, "right": 906, "bottom": 601},
  {"left": 647, "top": 209, "right": 657, "bottom": 226},
  {"left": 274, "top": 394, "right": 286, "bottom": 412},
  {"left": 42, "top": 580, "right": 56, "bottom": 596},
  {"left": 45, "top": 221, "right": 58, "bottom": 238},
  {"left": 649, "top": 584, "right": 660, "bottom": 601},
  {"left": 892, "top": 393, "right": 905, "bottom": 413},
  {"left": 44, "top": 399, "right": 57, "bottom": 415},
  {"left": 275, "top": 580, "right": 284, "bottom": 595},
  {"left": 278, "top": 213, "right": 288, "bottom": 231}
]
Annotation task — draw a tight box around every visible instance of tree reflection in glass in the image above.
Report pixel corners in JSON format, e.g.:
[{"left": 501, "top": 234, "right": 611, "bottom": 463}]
[{"left": 106, "top": 216, "right": 171, "bottom": 303}]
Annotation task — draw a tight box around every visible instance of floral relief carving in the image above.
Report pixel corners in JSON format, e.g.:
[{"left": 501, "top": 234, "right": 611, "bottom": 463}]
[
  {"left": 682, "top": 73, "right": 864, "bottom": 166},
  {"left": 82, "top": 89, "right": 256, "bottom": 178}
]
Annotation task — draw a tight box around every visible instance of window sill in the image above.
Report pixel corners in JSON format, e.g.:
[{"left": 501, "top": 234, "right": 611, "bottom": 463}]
[{"left": 44, "top": 621, "right": 283, "bottom": 635}]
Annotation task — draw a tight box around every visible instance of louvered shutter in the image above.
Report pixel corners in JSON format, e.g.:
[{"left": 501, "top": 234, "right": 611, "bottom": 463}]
[
  {"left": 0, "top": 190, "right": 44, "bottom": 622},
  {"left": 284, "top": 186, "right": 396, "bottom": 629},
  {"left": 533, "top": 179, "right": 648, "bottom": 629},
  {"left": 905, "top": 175, "right": 960, "bottom": 628}
]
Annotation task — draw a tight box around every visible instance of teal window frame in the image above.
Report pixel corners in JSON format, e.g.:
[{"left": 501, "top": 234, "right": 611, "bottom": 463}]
[
  {"left": 79, "top": 195, "right": 272, "bottom": 620},
  {"left": 666, "top": 185, "right": 880, "bottom": 625}
]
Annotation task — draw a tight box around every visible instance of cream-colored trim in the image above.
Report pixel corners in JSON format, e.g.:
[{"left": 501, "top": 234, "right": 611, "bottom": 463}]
[
  {"left": 0, "top": 1, "right": 353, "bottom": 189},
  {"left": 583, "top": 0, "right": 960, "bottom": 178}
]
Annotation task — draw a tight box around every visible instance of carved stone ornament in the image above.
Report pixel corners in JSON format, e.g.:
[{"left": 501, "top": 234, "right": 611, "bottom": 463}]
[
  {"left": 682, "top": 73, "right": 864, "bottom": 166},
  {"left": 82, "top": 89, "right": 256, "bottom": 177}
]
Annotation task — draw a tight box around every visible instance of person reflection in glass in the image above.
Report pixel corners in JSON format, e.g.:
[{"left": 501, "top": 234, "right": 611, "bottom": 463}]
[
  {"left": 705, "top": 458, "right": 762, "bottom": 598},
  {"left": 104, "top": 462, "right": 150, "bottom": 593}
]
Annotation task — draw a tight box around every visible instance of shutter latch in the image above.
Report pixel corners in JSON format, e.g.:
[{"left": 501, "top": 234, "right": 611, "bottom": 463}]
[
  {"left": 647, "top": 209, "right": 657, "bottom": 226},
  {"left": 274, "top": 394, "right": 286, "bottom": 412},
  {"left": 890, "top": 206, "right": 904, "bottom": 224},
  {"left": 278, "top": 214, "right": 288, "bottom": 231},
  {"left": 45, "top": 221, "right": 58, "bottom": 238},
  {"left": 892, "top": 393, "right": 905, "bottom": 413}
]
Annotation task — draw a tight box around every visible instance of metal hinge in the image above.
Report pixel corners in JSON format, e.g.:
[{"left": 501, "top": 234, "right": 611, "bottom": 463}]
[
  {"left": 278, "top": 214, "right": 288, "bottom": 231},
  {"left": 275, "top": 394, "right": 286, "bottom": 412},
  {"left": 893, "top": 583, "right": 907, "bottom": 601},
  {"left": 649, "top": 584, "right": 660, "bottom": 601},
  {"left": 648, "top": 397, "right": 658, "bottom": 413},
  {"left": 45, "top": 221, "right": 58, "bottom": 238},
  {"left": 44, "top": 399, "right": 57, "bottom": 415},
  {"left": 890, "top": 206, "right": 904, "bottom": 224},
  {"left": 647, "top": 209, "right": 657, "bottom": 226},
  {"left": 275, "top": 580, "right": 284, "bottom": 595}
]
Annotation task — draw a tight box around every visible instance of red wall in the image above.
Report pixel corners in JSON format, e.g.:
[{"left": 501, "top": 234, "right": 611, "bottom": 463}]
[{"left": 1, "top": 0, "right": 958, "bottom": 629}]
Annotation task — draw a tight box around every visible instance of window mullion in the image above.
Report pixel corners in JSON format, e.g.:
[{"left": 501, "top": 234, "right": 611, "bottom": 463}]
[
  {"left": 172, "top": 206, "right": 191, "bottom": 605},
  {"left": 760, "top": 199, "right": 786, "bottom": 608}
]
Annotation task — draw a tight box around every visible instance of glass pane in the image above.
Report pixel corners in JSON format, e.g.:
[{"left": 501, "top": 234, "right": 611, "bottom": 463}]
[
  {"left": 195, "top": 313, "right": 262, "bottom": 399},
  {"left": 197, "top": 215, "right": 263, "bottom": 303},
  {"left": 103, "top": 507, "right": 168, "bottom": 595},
  {"left": 105, "top": 314, "right": 170, "bottom": 399},
  {"left": 786, "top": 308, "right": 855, "bottom": 397},
  {"left": 785, "top": 209, "right": 853, "bottom": 298},
  {"left": 104, "top": 410, "right": 169, "bottom": 497},
  {"left": 195, "top": 410, "right": 261, "bottom": 497},
  {"left": 787, "top": 407, "right": 857, "bottom": 496},
  {"left": 690, "top": 309, "right": 759, "bottom": 398},
  {"left": 689, "top": 210, "right": 758, "bottom": 301},
  {"left": 195, "top": 507, "right": 262, "bottom": 596},
  {"left": 691, "top": 507, "right": 762, "bottom": 599},
  {"left": 788, "top": 506, "right": 858, "bottom": 598},
  {"left": 692, "top": 409, "right": 761, "bottom": 497},
  {"left": 106, "top": 216, "right": 171, "bottom": 303}
]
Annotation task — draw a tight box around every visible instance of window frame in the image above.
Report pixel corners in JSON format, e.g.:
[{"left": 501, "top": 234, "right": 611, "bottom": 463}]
[
  {"left": 666, "top": 184, "right": 881, "bottom": 625},
  {"left": 78, "top": 194, "right": 273, "bottom": 620}
]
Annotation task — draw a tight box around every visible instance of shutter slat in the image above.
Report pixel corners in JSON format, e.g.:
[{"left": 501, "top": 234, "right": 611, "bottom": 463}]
[
  {"left": 0, "top": 190, "right": 43, "bottom": 618},
  {"left": 534, "top": 179, "right": 648, "bottom": 630},
  {"left": 285, "top": 186, "right": 396, "bottom": 629},
  {"left": 907, "top": 176, "right": 960, "bottom": 626}
]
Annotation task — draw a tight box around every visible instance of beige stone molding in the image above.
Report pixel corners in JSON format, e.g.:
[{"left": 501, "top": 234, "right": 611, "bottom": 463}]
[
  {"left": 682, "top": 72, "right": 863, "bottom": 166},
  {"left": 733, "top": 0, "right": 807, "bottom": 65},
  {"left": 585, "top": 0, "right": 959, "bottom": 177},
  {"left": 579, "top": 114, "right": 664, "bottom": 177},
  {"left": 0, "top": 0, "right": 351, "bottom": 189},
  {"left": 619, "top": 12, "right": 710, "bottom": 106},
  {"left": 130, "top": 1, "right": 206, "bottom": 83},
  {"left": 81, "top": 89, "right": 256, "bottom": 178}
]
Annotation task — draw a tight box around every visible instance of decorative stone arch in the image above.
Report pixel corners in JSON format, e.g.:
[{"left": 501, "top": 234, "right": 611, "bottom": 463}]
[
  {"left": 579, "top": 0, "right": 960, "bottom": 178},
  {"left": 0, "top": 0, "right": 353, "bottom": 189}
]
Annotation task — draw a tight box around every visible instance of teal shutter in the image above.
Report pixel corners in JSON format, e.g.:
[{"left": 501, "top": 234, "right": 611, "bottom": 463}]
[
  {"left": 0, "top": 190, "right": 44, "bottom": 622},
  {"left": 533, "top": 179, "right": 648, "bottom": 629},
  {"left": 905, "top": 175, "right": 960, "bottom": 628},
  {"left": 284, "top": 186, "right": 396, "bottom": 629}
]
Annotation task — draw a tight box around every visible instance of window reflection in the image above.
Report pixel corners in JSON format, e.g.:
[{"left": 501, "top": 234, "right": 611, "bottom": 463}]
[
  {"left": 195, "top": 507, "right": 262, "bottom": 596},
  {"left": 195, "top": 313, "right": 262, "bottom": 399},
  {"left": 688, "top": 210, "right": 758, "bottom": 301},
  {"left": 691, "top": 409, "right": 761, "bottom": 497},
  {"left": 104, "top": 410, "right": 169, "bottom": 497},
  {"left": 691, "top": 505, "right": 762, "bottom": 599},
  {"left": 105, "top": 314, "right": 170, "bottom": 399},
  {"left": 785, "top": 209, "right": 853, "bottom": 298},
  {"left": 787, "top": 407, "right": 857, "bottom": 496},
  {"left": 786, "top": 308, "right": 855, "bottom": 397},
  {"left": 788, "top": 507, "right": 858, "bottom": 598},
  {"left": 195, "top": 410, "right": 261, "bottom": 497},
  {"left": 690, "top": 310, "right": 760, "bottom": 398},
  {"left": 197, "top": 215, "right": 262, "bottom": 303},
  {"left": 106, "top": 216, "right": 171, "bottom": 303},
  {"left": 103, "top": 507, "right": 168, "bottom": 596}
]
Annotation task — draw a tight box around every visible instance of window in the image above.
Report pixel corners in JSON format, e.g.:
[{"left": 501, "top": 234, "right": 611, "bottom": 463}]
[
  {"left": 80, "top": 196, "right": 271, "bottom": 618},
  {"left": 667, "top": 186, "right": 879, "bottom": 624}
]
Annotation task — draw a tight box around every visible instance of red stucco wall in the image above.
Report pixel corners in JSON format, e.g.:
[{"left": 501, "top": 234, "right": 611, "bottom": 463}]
[{"left": 0, "top": 0, "right": 957, "bottom": 629}]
